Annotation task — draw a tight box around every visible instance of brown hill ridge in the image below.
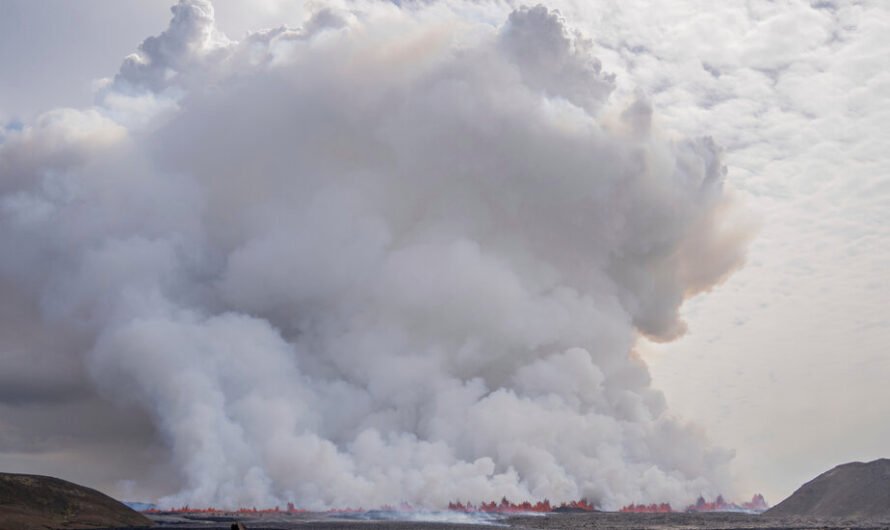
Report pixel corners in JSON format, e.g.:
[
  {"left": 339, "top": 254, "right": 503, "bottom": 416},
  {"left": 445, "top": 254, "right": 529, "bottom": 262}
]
[
  {"left": 765, "top": 458, "right": 890, "bottom": 518},
  {"left": 0, "top": 472, "right": 151, "bottom": 530}
]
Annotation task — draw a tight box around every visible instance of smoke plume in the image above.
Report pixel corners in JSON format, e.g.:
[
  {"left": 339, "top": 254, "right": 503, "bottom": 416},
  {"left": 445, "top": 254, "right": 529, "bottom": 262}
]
[{"left": 0, "top": 0, "right": 751, "bottom": 510}]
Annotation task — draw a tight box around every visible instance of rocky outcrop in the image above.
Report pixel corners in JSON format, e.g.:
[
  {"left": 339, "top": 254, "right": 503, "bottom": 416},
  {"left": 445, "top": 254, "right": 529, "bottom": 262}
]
[
  {"left": 0, "top": 472, "right": 151, "bottom": 530},
  {"left": 765, "top": 459, "right": 890, "bottom": 518}
]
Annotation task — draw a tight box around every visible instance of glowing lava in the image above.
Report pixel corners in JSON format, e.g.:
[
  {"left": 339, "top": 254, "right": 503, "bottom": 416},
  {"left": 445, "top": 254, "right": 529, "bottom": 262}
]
[
  {"left": 618, "top": 494, "right": 769, "bottom": 514},
  {"left": 144, "top": 494, "right": 766, "bottom": 516},
  {"left": 448, "top": 498, "right": 596, "bottom": 513}
]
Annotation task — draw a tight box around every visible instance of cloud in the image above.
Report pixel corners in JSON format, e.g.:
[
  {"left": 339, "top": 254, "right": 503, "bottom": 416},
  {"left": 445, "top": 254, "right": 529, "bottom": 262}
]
[
  {"left": 0, "top": 0, "right": 752, "bottom": 509},
  {"left": 568, "top": 0, "right": 889, "bottom": 503},
  {"left": 112, "top": 0, "right": 229, "bottom": 94}
]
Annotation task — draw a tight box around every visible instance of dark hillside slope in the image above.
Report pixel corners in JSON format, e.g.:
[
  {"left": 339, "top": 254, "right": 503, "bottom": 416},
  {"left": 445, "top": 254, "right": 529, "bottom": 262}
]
[
  {"left": 765, "top": 458, "right": 890, "bottom": 518},
  {"left": 0, "top": 472, "right": 151, "bottom": 530}
]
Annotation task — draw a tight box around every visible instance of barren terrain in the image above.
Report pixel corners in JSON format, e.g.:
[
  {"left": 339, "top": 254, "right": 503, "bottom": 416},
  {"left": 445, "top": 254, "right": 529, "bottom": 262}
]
[
  {"left": 0, "top": 472, "right": 151, "bottom": 530},
  {"left": 119, "top": 510, "right": 890, "bottom": 529}
]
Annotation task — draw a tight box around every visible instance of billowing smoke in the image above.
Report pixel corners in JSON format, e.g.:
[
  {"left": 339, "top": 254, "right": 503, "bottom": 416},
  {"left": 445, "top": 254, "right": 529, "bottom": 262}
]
[{"left": 0, "top": 0, "right": 750, "bottom": 510}]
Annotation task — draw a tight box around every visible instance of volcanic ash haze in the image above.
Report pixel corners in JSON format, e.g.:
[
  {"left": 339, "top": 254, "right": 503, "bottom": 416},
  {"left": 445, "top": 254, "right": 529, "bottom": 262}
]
[{"left": 0, "top": 0, "right": 753, "bottom": 511}]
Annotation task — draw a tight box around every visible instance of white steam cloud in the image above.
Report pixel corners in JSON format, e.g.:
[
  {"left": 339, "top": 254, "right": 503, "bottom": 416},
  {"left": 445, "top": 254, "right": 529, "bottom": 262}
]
[{"left": 0, "top": 0, "right": 751, "bottom": 510}]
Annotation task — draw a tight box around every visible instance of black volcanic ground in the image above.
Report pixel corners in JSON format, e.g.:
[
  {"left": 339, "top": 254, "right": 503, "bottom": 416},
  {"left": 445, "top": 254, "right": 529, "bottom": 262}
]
[
  {"left": 7, "top": 459, "right": 890, "bottom": 530},
  {"left": 135, "top": 510, "right": 890, "bottom": 529}
]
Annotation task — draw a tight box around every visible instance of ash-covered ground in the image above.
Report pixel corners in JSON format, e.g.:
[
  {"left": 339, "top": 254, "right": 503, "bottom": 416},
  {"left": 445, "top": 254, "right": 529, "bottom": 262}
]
[{"left": 124, "top": 511, "right": 890, "bottom": 530}]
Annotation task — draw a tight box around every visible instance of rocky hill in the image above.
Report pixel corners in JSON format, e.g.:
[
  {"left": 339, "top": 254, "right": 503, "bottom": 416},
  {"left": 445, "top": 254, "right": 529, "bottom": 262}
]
[
  {"left": 0, "top": 472, "right": 151, "bottom": 530},
  {"left": 765, "top": 458, "right": 890, "bottom": 518}
]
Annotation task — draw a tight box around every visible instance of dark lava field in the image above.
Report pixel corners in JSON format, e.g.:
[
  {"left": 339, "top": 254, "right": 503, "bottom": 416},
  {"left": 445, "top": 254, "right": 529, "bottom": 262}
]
[{"left": 128, "top": 510, "right": 890, "bottom": 529}]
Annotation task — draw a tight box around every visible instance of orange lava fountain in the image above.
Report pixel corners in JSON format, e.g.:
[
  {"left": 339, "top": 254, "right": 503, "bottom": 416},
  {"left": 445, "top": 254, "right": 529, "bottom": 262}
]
[
  {"left": 618, "top": 494, "right": 769, "bottom": 514},
  {"left": 144, "top": 494, "right": 765, "bottom": 516}
]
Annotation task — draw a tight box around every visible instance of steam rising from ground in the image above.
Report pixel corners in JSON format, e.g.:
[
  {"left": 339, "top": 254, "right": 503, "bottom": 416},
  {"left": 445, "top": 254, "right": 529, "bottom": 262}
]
[{"left": 0, "top": 0, "right": 751, "bottom": 510}]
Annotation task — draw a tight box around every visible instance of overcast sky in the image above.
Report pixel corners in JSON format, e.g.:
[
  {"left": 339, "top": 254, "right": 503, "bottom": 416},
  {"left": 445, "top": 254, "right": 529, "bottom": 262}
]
[{"left": 0, "top": 0, "right": 888, "bottom": 507}]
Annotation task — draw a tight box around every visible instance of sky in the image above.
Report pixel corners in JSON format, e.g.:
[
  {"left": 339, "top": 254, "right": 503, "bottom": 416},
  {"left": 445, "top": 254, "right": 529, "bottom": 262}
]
[{"left": 0, "top": 0, "right": 888, "bottom": 508}]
